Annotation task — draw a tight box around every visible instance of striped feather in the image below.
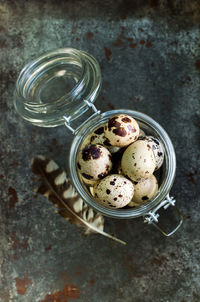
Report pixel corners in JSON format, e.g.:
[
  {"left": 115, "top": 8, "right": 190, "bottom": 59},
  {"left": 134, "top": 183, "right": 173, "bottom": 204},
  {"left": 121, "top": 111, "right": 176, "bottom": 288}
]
[{"left": 31, "top": 156, "right": 126, "bottom": 245}]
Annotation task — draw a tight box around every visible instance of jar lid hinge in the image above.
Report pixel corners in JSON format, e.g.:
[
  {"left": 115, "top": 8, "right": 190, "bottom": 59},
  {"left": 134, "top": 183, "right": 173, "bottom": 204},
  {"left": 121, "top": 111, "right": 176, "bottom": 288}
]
[{"left": 63, "top": 100, "right": 101, "bottom": 135}]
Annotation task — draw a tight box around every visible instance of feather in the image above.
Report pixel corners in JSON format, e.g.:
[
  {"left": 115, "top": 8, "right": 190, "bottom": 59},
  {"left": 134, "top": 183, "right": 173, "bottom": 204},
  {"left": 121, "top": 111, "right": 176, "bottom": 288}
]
[{"left": 31, "top": 156, "right": 126, "bottom": 245}]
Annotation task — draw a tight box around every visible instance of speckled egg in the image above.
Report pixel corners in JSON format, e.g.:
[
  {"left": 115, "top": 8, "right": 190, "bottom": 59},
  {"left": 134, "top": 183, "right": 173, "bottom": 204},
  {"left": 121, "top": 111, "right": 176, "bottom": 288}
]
[
  {"left": 138, "top": 136, "right": 164, "bottom": 170},
  {"left": 93, "top": 174, "right": 134, "bottom": 208},
  {"left": 131, "top": 174, "right": 158, "bottom": 205},
  {"left": 79, "top": 173, "right": 100, "bottom": 187},
  {"left": 80, "top": 125, "right": 120, "bottom": 153},
  {"left": 121, "top": 140, "right": 156, "bottom": 181},
  {"left": 127, "top": 200, "right": 139, "bottom": 207},
  {"left": 104, "top": 114, "right": 140, "bottom": 147},
  {"left": 90, "top": 125, "right": 121, "bottom": 153},
  {"left": 77, "top": 144, "right": 112, "bottom": 181}
]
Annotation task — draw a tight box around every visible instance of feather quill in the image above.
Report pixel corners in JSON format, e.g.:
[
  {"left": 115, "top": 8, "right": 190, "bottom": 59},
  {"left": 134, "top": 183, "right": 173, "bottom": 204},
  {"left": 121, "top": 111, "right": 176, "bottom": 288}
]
[{"left": 31, "top": 155, "right": 126, "bottom": 245}]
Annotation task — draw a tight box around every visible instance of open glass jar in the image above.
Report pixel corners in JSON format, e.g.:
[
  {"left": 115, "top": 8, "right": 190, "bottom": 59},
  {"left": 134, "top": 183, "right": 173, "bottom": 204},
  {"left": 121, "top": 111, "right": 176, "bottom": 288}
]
[{"left": 14, "top": 48, "right": 183, "bottom": 236}]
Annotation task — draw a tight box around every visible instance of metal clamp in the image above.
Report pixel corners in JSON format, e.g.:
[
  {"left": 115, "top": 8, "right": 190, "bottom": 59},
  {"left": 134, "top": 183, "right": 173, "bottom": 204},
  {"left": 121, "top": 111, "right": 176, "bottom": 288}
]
[
  {"left": 63, "top": 100, "right": 101, "bottom": 135},
  {"left": 144, "top": 194, "right": 183, "bottom": 237}
]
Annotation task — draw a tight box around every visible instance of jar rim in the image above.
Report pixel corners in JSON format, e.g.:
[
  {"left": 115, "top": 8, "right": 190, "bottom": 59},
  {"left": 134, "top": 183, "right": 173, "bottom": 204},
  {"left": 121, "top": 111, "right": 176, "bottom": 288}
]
[
  {"left": 69, "top": 109, "right": 176, "bottom": 219},
  {"left": 15, "top": 48, "right": 86, "bottom": 108}
]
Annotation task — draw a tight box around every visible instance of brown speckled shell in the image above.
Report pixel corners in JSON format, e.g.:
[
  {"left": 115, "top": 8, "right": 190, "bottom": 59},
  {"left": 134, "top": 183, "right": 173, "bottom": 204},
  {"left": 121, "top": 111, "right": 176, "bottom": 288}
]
[
  {"left": 121, "top": 140, "right": 156, "bottom": 181},
  {"left": 131, "top": 174, "right": 158, "bottom": 204},
  {"left": 139, "top": 136, "right": 164, "bottom": 170},
  {"left": 77, "top": 144, "right": 112, "bottom": 181},
  {"left": 78, "top": 173, "right": 100, "bottom": 187},
  {"left": 93, "top": 174, "right": 134, "bottom": 208},
  {"left": 104, "top": 114, "right": 140, "bottom": 147},
  {"left": 81, "top": 124, "right": 121, "bottom": 154}
]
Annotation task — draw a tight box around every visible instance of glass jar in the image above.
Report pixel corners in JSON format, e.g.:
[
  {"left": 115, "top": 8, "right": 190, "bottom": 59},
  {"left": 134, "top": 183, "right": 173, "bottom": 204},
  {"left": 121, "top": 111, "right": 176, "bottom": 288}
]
[{"left": 14, "top": 48, "right": 183, "bottom": 236}]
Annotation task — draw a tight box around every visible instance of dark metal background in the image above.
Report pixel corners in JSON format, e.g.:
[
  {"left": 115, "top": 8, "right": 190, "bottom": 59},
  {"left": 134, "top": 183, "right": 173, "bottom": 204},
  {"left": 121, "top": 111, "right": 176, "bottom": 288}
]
[{"left": 1, "top": 0, "right": 200, "bottom": 301}]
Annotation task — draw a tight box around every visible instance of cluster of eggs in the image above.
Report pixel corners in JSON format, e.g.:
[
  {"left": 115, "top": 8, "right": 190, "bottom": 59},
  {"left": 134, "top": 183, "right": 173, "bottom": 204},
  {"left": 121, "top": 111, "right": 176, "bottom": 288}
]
[{"left": 77, "top": 114, "right": 164, "bottom": 209}]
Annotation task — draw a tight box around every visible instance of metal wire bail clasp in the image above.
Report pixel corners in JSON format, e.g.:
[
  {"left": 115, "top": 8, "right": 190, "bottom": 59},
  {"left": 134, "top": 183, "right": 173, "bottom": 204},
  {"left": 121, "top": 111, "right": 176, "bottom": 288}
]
[
  {"left": 143, "top": 194, "right": 183, "bottom": 237},
  {"left": 63, "top": 100, "right": 101, "bottom": 135}
]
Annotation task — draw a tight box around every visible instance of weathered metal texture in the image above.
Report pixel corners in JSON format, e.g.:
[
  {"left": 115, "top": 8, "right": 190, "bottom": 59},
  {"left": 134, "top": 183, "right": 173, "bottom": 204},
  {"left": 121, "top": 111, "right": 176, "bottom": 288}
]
[{"left": 0, "top": 0, "right": 200, "bottom": 301}]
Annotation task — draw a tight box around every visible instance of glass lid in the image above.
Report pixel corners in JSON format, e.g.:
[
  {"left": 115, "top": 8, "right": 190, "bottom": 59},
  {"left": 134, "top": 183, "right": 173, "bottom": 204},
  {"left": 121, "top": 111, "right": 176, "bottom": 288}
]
[{"left": 14, "top": 48, "right": 102, "bottom": 127}]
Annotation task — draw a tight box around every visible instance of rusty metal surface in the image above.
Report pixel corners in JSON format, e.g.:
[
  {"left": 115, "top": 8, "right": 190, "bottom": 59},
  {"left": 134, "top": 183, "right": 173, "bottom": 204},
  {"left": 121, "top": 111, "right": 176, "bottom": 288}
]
[{"left": 1, "top": 0, "right": 200, "bottom": 301}]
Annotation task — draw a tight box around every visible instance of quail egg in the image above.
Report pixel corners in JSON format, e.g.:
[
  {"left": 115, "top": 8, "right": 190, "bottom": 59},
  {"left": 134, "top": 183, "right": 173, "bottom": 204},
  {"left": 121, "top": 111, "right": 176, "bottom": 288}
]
[
  {"left": 93, "top": 174, "right": 134, "bottom": 208},
  {"left": 81, "top": 125, "right": 121, "bottom": 153},
  {"left": 77, "top": 144, "right": 112, "bottom": 181},
  {"left": 79, "top": 173, "right": 100, "bottom": 187},
  {"left": 138, "top": 136, "right": 164, "bottom": 170},
  {"left": 104, "top": 114, "right": 140, "bottom": 147},
  {"left": 127, "top": 200, "right": 139, "bottom": 207},
  {"left": 130, "top": 174, "right": 158, "bottom": 205},
  {"left": 121, "top": 140, "right": 156, "bottom": 181}
]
